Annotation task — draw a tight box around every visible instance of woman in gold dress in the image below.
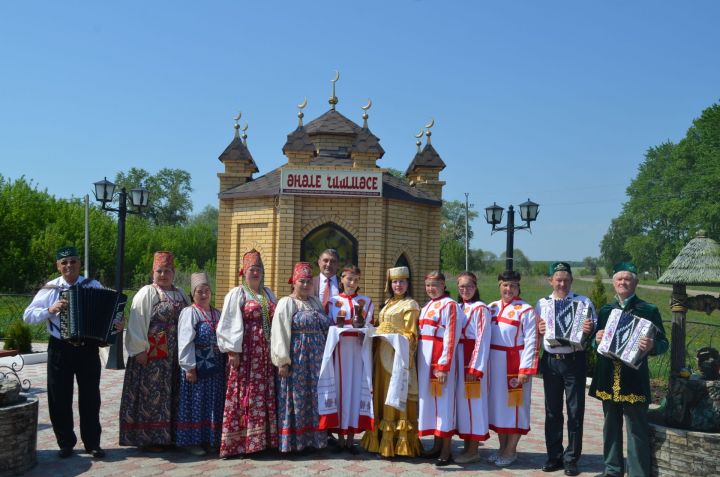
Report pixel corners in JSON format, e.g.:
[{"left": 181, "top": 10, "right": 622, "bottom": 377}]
[{"left": 361, "top": 266, "right": 422, "bottom": 457}]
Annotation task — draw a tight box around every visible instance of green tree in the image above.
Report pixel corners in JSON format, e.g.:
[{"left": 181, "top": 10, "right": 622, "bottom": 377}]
[
  {"left": 439, "top": 200, "right": 479, "bottom": 272},
  {"left": 499, "top": 248, "right": 532, "bottom": 275},
  {"left": 582, "top": 256, "right": 600, "bottom": 275},
  {"left": 385, "top": 168, "right": 410, "bottom": 184},
  {"left": 115, "top": 167, "right": 193, "bottom": 226},
  {"left": 589, "top": 272, "right": 609, "bottom": 310},
  {"left": 469, "top": 249, "right": 497, "bottom": 273},
  {"left": 600, "top": 103, "right": 720, "bottom": 275}
]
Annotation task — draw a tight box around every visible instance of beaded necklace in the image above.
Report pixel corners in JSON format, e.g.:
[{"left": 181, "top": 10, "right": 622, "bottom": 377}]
[
  {"left": 243, "top": 283, "right": 271, "bottom": 342},
  {"left": 193, "top": 304, "right": 218, "bottom": 331}
]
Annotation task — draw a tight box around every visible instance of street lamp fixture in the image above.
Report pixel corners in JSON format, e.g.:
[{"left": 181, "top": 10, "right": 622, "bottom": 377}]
[
  {"left": 484, "top": 198, "right": 539, "bottom": 272},
  {"left": 93, "top": 177, "right": 149, "bottom": 369}
]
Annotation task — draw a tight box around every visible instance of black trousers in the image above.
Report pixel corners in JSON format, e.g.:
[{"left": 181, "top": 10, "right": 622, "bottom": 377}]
[
  {"left": 541, "top": 350, "right": 586, "bottom": 464},
  {"left": 47, "top": 336, "right": 102, "bottom": 450}
]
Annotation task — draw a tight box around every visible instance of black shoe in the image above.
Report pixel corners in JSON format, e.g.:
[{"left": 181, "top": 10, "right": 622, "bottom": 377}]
[
  {"left": 58, "top": 447, "right": 73, "bottom": 458},
  {"left": 435, "top": 455, "right": 453, "bottom": 467},
  {"left": 327, "top": 435, "right": 339, "bottom": 447},
  {"left": 87, "top": 447, "right": 106, "bottom": 459},
  {"left": 346, "top": 445, "right": 359, "bottom": 455},
  {"left": 564, "top": 461, "right": 579, "bottom": 476},
  {"left": 421, "top": 448, "right": 442, "bottom": 459},
  {"left": 542, "top": 459, "right": 563, "bottom": 472}
]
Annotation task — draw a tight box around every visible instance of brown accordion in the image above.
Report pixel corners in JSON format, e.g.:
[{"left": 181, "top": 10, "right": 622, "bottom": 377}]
[
  {"left": 597, "top": 309, "right": 658, "bottom": 370},
  {"left": 59, "top": 284, "right": 127, "bottom": 345}
]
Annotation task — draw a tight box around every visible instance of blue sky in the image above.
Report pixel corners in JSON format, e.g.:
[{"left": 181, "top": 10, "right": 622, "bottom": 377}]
[{"left": 2, "top": 1, "right": 718, "bottom": 261}]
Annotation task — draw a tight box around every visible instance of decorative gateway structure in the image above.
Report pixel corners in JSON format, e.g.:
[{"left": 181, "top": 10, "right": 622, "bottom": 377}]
[{"left": 215, "top": 76, "right": 445, "bottom": 308}]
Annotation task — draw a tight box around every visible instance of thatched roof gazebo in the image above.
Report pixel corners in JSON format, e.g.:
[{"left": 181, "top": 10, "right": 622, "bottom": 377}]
[
  {"left": 648, "top": 231, "right": 720, "bottom": 476},
  {"left": 658, "top": 230, "right": 720, "bottom": 372}
]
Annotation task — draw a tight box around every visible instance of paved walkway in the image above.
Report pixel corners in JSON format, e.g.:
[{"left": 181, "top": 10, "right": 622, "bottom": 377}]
[{"left": 10, "top": 360, "right": 611, "bottom": 477}]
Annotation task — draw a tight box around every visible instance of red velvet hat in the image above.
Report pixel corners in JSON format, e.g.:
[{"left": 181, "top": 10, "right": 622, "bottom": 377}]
[
  {"left": 289, "top": 262, "right": 313, "bottom": 284},
  {"left": 239, "top": 249, "right": 263, "bottom": 276}
]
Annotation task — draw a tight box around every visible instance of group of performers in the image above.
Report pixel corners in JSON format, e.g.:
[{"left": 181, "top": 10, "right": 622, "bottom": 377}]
[
  {"left": 112, "top": 248, "right": 544, "bottom": 468},
  {"left": 25, "top": 246, "right": 668, "bottom": 477}
]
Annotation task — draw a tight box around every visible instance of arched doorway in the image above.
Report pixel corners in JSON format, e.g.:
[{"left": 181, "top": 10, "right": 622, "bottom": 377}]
[{"left": 300, "top": 223, "right": 358, "bottom": 275}]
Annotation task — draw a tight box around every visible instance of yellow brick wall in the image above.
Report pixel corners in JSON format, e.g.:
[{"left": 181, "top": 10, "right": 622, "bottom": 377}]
[{"left": 216, "top": 161, "right": 442, "bottom": 309}]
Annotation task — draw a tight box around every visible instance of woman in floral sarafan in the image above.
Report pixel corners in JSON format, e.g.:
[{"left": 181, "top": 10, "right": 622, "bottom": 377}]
[
  {"left": 217, "top": 249, "right": 278, "bottom": 458},
  {"left": 271, "top": 262, "right": 333, "bottom": 453},
  {"left": 119, "top": 251, "right": 189, "bottom": 450}
]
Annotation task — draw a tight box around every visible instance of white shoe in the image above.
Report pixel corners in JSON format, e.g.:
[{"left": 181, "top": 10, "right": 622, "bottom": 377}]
[
  {"left": 495, "top": 453, "right": 517, "bottom": 467},
  {"left": 486, "top": 452, "right": 499, "bottom": 463},
  {"left": 455, "top": 453, "right": 481, "bottom": 464}
]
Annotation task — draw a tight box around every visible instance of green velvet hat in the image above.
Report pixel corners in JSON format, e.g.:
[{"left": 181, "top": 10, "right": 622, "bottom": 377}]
[
  {"left": 612, "top": 261, "right": 638, "bottom": 275},
  {"left": 548, "top": 261, "right": 572, "bottom": 276},
  {"left": 56, "top": 246, "right": 79, "bottom": 260}
]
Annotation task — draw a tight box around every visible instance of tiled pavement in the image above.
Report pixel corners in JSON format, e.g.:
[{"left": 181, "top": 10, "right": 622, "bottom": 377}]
[{"left": 15, "top": 362, "right": 608, "bottom": 477}]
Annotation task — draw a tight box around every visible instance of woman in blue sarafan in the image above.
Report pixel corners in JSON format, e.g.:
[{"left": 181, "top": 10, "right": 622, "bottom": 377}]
[
  {"left": 271, "top": 262, "right": 334, "bottom": 453},
  {"left": 176, "top": 272, "right": 227, "bottom": 455}
]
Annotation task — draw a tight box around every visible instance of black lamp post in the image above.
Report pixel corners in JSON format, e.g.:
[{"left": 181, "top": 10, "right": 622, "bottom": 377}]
[
  {"left": 93, "top": 177, "right": 149, "bottom": 369},
  {"left": 484, "top": 199, "right": 539, "bottom": 272}
]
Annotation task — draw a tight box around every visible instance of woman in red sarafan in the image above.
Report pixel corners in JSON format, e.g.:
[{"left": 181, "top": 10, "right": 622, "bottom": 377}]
[{"left": 216, "top": 249, "right": 279, "bottom": 458}]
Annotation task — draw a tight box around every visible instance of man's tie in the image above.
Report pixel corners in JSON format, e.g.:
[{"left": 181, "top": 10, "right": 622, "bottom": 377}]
[{"left": 322, "top": 278, "right": 331, "bottom": 308}]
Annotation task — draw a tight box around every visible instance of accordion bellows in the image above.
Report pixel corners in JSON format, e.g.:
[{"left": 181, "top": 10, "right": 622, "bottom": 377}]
[
  {"left": 59, "top": 284, "right": 127, "bottom": 345},
  {"left": 544, "top": 300, "right": 592, "bottom": 350},
  {"left": 597, "top": 309, "right": 658, "bottom": 370}
]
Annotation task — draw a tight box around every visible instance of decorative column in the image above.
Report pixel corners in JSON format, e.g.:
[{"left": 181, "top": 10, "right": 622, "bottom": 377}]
[{"left": 669, "top": 283, "right": 688, "bottom": 374}]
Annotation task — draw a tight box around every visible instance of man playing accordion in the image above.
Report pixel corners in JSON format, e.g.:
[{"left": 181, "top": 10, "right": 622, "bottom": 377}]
[
  {"left": 23, "top": 246, "right": 107, "bottom": 459},
  {"left": 536, "top": 262, "right": 596, "bottom": 476},
  {"left": 589, "top": 262, "right": 668, "bottom": 477}
]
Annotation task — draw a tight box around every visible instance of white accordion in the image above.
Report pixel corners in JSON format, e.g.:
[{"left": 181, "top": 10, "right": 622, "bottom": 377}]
[
  {"left": 597, "top": 309, "right": 658, "bottom": 370},
  {"left": 544, "top": 300, "right": 592, "bottom": 350}
]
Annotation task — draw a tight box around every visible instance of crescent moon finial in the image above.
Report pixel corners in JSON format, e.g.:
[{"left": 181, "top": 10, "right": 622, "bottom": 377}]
[
  {"left": 297, "top": 97, "right": 308, "bottom": 109},
  {"left": 329, "top": 70, "right": 340, "bottom": 110},
  {"left": 414, "top": 129, "right": 424, "bottom": 139},
  {"left": 241, "top": 123, "right": 249, "bottom": 144},
  {"left": 425, "top": 117, "right": 435, "bottom": 129},
  {"left": 361, "top": 98, "right": 372, "bottom": 111},
  {"left": 233, "top": 112, "right": 241, "bottom": 138}
]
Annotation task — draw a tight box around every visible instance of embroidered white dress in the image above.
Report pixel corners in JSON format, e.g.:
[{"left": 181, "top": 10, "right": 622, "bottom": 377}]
[
  {"left": 456, "top": 300, "right": 492, "bottom": 441},
  {"left": 417, "top": 295, "right": 463, "bottom": 438},
  {"left": 322, "top": 293, "right": 375, "bottom": 434},
  {"left": 487, "top": 297, "right": 540, "bottom": 435}
]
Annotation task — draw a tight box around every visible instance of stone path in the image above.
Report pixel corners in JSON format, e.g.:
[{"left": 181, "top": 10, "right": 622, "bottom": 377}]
[{"left": 15, "top": 363, "right": 608, "bottom": 476}]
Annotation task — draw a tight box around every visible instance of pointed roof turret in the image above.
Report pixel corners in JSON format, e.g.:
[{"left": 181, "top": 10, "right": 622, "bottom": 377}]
[
  {"left": 405, "top": 120, "right": 445, "bottom": 174},
  {"left": 218, "top": 112, "right": 258, "bottom": 172},
  {"left": 351, "top": 127, "right": 385, "bottom": 157},
  {"left": 304, "top": 109, "right": 362, "bottom": 136},
  {"left": 405, "top": 143, "right": 446, "bottom": 175},
  {"left": 282, "top": 126, "right": 317, "bottom": 155}
]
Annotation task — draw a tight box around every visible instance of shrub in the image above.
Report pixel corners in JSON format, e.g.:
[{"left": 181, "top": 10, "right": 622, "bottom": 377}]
[{"left": 3, "top": 319, "right": 32, "bottom": 353}]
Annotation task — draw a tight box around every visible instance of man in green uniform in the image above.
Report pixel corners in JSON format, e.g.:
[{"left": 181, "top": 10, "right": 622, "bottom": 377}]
[{"left": 589, "top": 262, "right": 668, "bottom": 477}]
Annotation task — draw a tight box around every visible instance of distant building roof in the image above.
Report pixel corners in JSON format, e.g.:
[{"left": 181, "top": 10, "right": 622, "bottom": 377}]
[{"left": 218, "top": 136, "right": 258, "bottom": 173}]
